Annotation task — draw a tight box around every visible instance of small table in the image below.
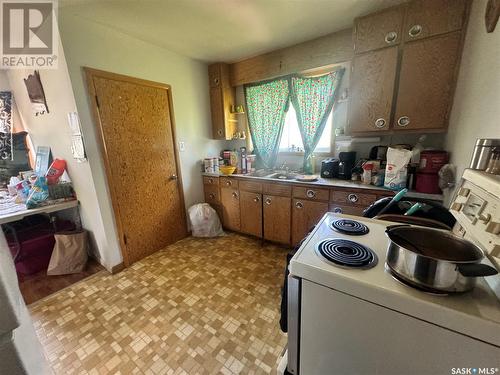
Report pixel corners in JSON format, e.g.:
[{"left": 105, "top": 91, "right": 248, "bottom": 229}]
[{"left": 0, "top": 200, "right": 79, "bottom": 225}]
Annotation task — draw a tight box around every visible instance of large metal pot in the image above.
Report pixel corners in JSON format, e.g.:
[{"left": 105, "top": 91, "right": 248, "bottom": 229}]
[{"left": 385, "top": 225, "right": 498, "bottom": 293}]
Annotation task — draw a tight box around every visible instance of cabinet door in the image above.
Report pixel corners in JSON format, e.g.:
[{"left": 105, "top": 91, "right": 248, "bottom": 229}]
[
  {"left": 404, "top": 0, "right": 467, "bottom": 42},
  {"left": 240, "top": 191, "right": 262, "bottom": 237},
  {"left": 394, "top": 32, "right": 461, "bottom": 131},
  {"left": 354, "top": 6, "right": 405, "bottom": 54},
  {"left": 348, "top": 47, "right": 398, "bottom": 133},
  {"left": 263, "top": 195, "right": 291, "bottom": 245},
  {"left": 292, "top": 200, "right": 329, "bottom": 246},
  {"left": 210, "top": 85, "right": 225, "bottom": 139},
  {"left": 220, "top": 187, "right": 240, "bottom": 231}
]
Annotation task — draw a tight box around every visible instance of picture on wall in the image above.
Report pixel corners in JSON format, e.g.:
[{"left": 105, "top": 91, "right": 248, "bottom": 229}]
[
  {"left": 0, "top": 91, "right": 13, "bottom": 160},
  {"left": 24, "top": 70, "right": 50, "bottom": 116}
]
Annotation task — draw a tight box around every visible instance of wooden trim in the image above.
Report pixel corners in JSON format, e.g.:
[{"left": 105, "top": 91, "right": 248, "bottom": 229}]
[
  {"left": 83, "top": 67, "right": 187, "bottom": 267},
  {"left": 229, "top": 28, "right": 353, "bottom": 86},
  {"left": 110, "top": 262, "right": 125, "bottom": 274}
]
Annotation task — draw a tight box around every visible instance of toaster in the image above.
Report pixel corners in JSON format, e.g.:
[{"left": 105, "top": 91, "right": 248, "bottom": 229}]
[{"left": 320, "top": 158, "right": 339, "bottom": 178}]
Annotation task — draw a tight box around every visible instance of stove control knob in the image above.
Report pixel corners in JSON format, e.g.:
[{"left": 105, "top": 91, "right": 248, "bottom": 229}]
[
  {"left": 458, "top": 188, "right": 470, "bottom": 197},
  {"left": 486, "top": 221, "right": 500, "bottom": 235},
  {"left": 450, "top": 202, "right": 463, "bottom": 211}
]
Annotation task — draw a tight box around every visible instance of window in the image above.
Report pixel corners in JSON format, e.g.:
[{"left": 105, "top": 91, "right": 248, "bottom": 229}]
[{"left": 279, "top": 104, "right": 333, "bottom": 153}]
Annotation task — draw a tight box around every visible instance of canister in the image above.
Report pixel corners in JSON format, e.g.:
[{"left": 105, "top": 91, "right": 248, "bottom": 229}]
[{"left": 470, "top": 139, "right": 500, "bottom": 170}]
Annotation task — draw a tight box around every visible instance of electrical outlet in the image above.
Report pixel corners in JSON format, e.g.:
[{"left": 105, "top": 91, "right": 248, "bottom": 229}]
[{"left": 179, "top": 141, "right": 186, "bottom": 152}]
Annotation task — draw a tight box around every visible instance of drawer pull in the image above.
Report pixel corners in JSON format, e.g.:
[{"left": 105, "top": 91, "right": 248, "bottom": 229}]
[
  {"left": 306, "top": 189, "right": 316, "bottom": 198},
  {"left": 375, "top": 118, "right": 386, "bottom": 128},
  {"left": 265, "top": 198, "right": 272, "bottom": 205},
  {"left": 408, "top": 24, "right": 422, "bottom": 38},
  {"left": 208, "top": 193, "right": 215, "bottom": 200},
  {"left": 295, "top": 201, "right": 304, "bottom": 209},
  {"left": 232, "top": 192, "right": 238, "bottom": 199},
  {"left": 333, "top": 207, "right": 343, "bottom": 214},
  {"left": 225, "top": 180, "right": 232, "bottom": 186},
  {"left": 384, "top": 31, "right": 397, "bottom": 44},
  {"left": 348, "top": 193, "right": 359, "bottom": 203},
  {"left": 208, "top": 178, "right": 214, "bottom": 184},
  {"left": 397, "top": 116, "right": 410, "bottom": 127},
  {"left": 253, "top": 196, "right": 260, "bottom": 203}
]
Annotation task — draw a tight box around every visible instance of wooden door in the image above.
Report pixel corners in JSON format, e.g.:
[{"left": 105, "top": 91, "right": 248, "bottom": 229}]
[
  {"left": 354, "top": 5, "right": 405, "bottom": 54},
  {"left": 85, "top": 68, "right": 187, "bottom": 266},
  {"left": 220, "top": 187, "right": 240, "bottom": 231},
  {"left": 263, "top": 195, "right": 291, "bottom": 245},
  {"left": 348, "top": 46, "right": 398, "bottom": 134},
  {"left": 240, "top": 191, "right": 262, "bottom": 238},
  {"left": 404, "top": 0, "right": 467, "bottom": 42},
  {"left": 292, "top": 200, "right": 328, "bottom": 246},
  {"left": 394, "top": 32, "right": 462, "bottom": 131}
]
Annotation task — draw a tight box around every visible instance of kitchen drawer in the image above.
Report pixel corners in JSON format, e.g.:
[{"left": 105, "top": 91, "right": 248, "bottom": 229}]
[
  {"left": 239, "top": 180, "right": 263, "bottom": 193},
  {"left": 263, "top": 183, "right": 292, "bottom": 197},
  {"left": 220, "top": 177, "right": 238, "bottom": 189},
  {"left": 329, "top": 203, "right": 365, "bottom": 217},
  {"left": 293, "top": 186, "right": 330, "bottom": 201},
  {"left": 203, "top": 176, "right": 219, "bottom": 186},
  {"left": 331, "top": 190, "right": 377, "bottom": 207},
  {"left": 204, "top": 185, "right": 220, "bottom": 204}
]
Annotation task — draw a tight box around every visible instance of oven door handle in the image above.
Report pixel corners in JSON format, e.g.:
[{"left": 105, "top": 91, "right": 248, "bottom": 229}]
[{"left": 287, "top": 275, "right": 301, "bottom": 374}]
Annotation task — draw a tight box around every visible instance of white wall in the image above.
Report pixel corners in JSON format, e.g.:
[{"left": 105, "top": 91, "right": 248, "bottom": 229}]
[
  {"left": 4, "top": 37, "right": 111, "bottom": 267},
  {"left": 58, "top": 12, "right": 230, "bottom": 269},
  {"left": 445, "top": 0, "right": 500, "bottom": 198}
]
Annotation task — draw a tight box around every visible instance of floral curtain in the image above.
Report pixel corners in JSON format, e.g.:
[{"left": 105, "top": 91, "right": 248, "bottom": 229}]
[
  {"left": 244, "top": 79, "right": 290, "bottom": 169},
  {"left": 290, "top": 69, "right": 344, "bottom": 174},
  {"left": 0, "top": 91, "right": 13, "bottom": 160}
]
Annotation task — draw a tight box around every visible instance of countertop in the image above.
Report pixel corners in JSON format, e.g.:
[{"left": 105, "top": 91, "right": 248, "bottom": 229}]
[{"left": 202, "top": 172, "right": 444, "bottom": 201}]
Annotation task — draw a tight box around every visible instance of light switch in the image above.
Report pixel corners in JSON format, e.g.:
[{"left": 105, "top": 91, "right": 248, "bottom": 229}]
[{"left": 179, "top": 141, "right": 186, "bottom": 152}]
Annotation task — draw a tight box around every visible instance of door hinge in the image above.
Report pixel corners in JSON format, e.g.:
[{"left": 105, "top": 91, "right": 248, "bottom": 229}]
[
  {"left": 123, "top": 234, "right": 127, "bottom": 245},
  {"left": 95, "top": 95, "right": 100, "bottom": 109}
]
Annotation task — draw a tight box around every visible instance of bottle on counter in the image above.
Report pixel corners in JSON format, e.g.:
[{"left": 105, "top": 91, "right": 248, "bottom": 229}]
[
  {"left": 213, "top": 157, "right": 219, "bottom": 174},
  {"left": 240, "top": 147, "right": 248, "bottom": 174}
]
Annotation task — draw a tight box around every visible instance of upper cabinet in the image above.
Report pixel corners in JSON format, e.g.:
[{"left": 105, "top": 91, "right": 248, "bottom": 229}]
[
  {"left": 354, "top": 5, "right": 405, "bottom": 54},
  {"left": 403, "top": 0, "right": 467, "bottom": 42},
  {"left": 208, "top": 63, "right": 237, "bottom": 140},
  {"left": 394, "top": 32, "right": 462, "bottom": 131},
  {"left": 348, "top": 0, "right": 469, "bottom": 135}
]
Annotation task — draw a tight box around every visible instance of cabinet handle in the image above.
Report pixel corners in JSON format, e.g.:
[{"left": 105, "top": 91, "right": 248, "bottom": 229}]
[
  {"left": 253, "top": 196, "right": 260, "bottom": 203},
  {"left": 332, "top": 207, "right": 343, "bottom": 214},
  {"left": 232, "top": 192, "right": 238, "bottom": 199},
  {"left": 213, "top": 77, "right": 220, "bottom": 85},
  {"left": 306, "top": 189, "right": 316, "bottom": 198},
  {"left": 348, "top": 193, "right": 359, "bottom": 203},
  {"left": 384, "top": 31, "right": 397, "bottom": 44},
  {"left": 225, "top": 180, "right": 232, "bottom": 186},
  {"left": 208, "top": 178, "right": 213, "bottom": 184},
  {"left": 295, "top": 201, "right": 304, "bottom": 209},
  {"left": 374, "top": 118, "right": 386, "bottom": 128},
  {"left": 397, "top": 116, "right": 410, "bottom": 127},
  {"left": 208, "top": 193, "right": 215, "bottom": 200},
  {"left": 265, "top": 198, "right": 272, "bottom": 205},
  {"left": 408, "top": 24, "right": 422, "bottom": 38},
  {"left": 217, "top": 129, "right": 223, "bottom": 136}
]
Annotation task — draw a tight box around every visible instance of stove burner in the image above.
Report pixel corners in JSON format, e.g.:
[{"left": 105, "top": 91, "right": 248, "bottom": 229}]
[
  {"left": 385, "top": 264, "right": 448, "bottom": 295},
  {"left": 330, "top": 219, "right": 369, "bottom": 235},
  {"left": 316, "top": 238, "right": 377, "bottom": 269}
]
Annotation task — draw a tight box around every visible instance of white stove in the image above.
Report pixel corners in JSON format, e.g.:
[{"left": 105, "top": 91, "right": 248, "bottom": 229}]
[{"left": 284, "top": 169, "right": 500, "bottom": 375}]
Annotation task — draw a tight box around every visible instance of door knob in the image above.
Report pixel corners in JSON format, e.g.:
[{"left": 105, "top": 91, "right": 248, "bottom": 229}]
[{"left": 169, "top": 174, "right": 178, "bottom": 180}]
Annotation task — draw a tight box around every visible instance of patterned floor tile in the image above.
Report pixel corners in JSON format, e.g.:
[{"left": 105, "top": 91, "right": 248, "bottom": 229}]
[{"left": 29, "top": 233, "right": 289, "bottom": 374}]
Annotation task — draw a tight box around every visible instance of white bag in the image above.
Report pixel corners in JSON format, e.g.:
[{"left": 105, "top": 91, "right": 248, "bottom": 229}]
[
  {"left": 188, "top": 203, "right": 224, "bottom": 238},
  {"left": 384, "top": 147, "right": 412, "bottom": 190}
]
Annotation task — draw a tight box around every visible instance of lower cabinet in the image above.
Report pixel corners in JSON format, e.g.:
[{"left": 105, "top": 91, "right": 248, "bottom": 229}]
[
  {"left": 263, "top": 195, "right": 291, "bottom": 244},
  {"left": 329, "top": 203, "right": 365, "bottom": 216},
  {"left": 220, "top": 187, "right": 240, "bottom": 231},
  {"left": 292, "top": 199, "right": 329, "bottom": 246},
  {"left": 240, "top": 191, "right": 262, "bottom": 237}
]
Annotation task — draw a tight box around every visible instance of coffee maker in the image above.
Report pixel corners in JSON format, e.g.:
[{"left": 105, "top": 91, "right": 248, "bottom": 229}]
[{"left": 338, "top": 152, "right": 356, "bottom": 180}]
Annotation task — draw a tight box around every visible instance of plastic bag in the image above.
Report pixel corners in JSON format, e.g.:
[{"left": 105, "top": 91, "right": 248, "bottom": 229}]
[
  {"left": 26, "top": 176, "right": 49, "bottom": 208},
  {"left": 384, "top": 148, "right": 412, "bottom": 190},
  {"left": 188, "top": 203, "right": 224, "bottom": 238}
]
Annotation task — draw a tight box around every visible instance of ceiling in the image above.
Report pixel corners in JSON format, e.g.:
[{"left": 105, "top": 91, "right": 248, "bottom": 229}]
[{"left": 59, "top": 0, "right": 405, "bottom": 63}]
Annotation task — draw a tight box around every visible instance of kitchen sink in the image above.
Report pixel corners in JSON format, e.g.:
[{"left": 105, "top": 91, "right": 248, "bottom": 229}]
[{"left": 267, "top": 172, "right": 297, "bottom": 180}]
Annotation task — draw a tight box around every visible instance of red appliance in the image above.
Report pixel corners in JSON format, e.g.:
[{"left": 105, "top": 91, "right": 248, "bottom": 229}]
[{"left": 416, "top": 150, "right": 448, "bottom": 194}]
